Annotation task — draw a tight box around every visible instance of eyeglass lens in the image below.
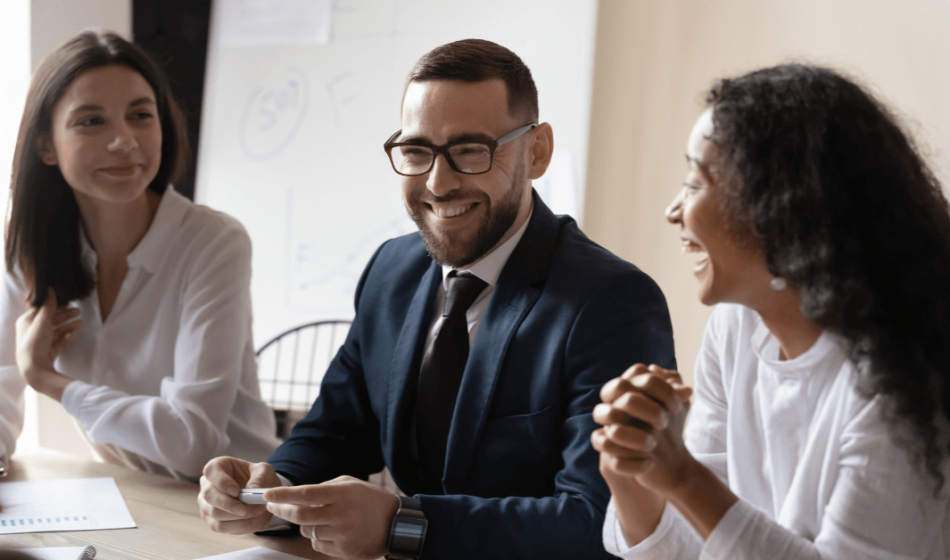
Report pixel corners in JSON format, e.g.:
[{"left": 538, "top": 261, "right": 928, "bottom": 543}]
[{"left": 390, "top": 143, "right": 493, "bottom": 175}]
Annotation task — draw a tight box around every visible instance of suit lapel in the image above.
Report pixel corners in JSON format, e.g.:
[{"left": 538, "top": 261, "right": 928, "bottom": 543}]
[
  {"left": 443, "top": 192, "right": 563, "bottom": 487},
  {"left": 386, "top": 260, "right": 441, "bottom": 480}
]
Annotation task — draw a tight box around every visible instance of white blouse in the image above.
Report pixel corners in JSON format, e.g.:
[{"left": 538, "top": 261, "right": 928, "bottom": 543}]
[
  {"left": 604, "top": 303, "right": 950, "bottom": 560},
  {"left": 0, "top": 187, "right": 280, "bottom": 480}
]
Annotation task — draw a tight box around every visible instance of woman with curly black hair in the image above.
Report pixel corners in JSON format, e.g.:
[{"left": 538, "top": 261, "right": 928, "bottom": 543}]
[{"left": 592, "top": 64, "right": 950, "bottom": 559}]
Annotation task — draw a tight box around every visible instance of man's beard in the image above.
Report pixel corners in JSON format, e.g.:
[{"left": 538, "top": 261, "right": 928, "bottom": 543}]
[{"left": 406, "top": 166, "right": 527, "bottom": 268}]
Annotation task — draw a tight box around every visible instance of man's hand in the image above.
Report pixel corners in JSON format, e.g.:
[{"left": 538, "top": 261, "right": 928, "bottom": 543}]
[
  {"left": 198, "top": 456, "right": 281, "bottom": 535},
  {"left": 15, "top": 288, "right": 81, "bottom": 401},
  {"left": 265, "top": 475, "right": 400, "bottom": 559}
]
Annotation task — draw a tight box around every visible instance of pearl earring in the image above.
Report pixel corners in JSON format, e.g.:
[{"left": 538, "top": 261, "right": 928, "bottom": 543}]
[{"left": 770, "top": 277, "right": 787, "bottom": 291}]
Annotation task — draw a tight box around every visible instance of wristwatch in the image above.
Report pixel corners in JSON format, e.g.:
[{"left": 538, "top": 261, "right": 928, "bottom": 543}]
[{"left": 386, "top": 495, "right": 428, "bottom": 560}]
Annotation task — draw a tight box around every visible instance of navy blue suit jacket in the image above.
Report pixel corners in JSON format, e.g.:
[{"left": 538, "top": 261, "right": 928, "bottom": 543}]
[{"left": 269, "top": 193, "right": 675, "bottom": 559}]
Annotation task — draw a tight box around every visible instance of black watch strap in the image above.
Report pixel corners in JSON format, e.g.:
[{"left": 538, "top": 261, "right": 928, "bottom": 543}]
[
  {"left": 396, "top": 496, "right": 425, "bottom": 518},
  {"left": 386, "top": 496, "right": 428, "bottom": 560}
]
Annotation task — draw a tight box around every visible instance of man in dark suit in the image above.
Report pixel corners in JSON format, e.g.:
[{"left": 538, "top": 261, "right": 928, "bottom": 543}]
[{"left": 198, "top": 39, "right": 675, "bottom": 560}]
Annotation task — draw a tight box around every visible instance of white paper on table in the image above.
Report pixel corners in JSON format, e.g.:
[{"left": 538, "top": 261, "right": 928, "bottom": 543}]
[
  {"left": 194, "top": 547, "right": 309, "bottom": 560},
  {"left": 10, "top": 547, "right": 96, "bottom": 559},
  {"left": 218, "top": 0, "right": 333, "bottom": 47},
  {"left": 0, "top": 477, "right": 135, "bottom": 534}
]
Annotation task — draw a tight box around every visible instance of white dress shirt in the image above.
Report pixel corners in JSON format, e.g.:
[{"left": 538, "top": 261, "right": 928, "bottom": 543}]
[
  {"left": 0, "top": 187, "right": 280, "bottom": 480},
  {"left": 604, "top": 303, "right": 950, "bottom": 560}
]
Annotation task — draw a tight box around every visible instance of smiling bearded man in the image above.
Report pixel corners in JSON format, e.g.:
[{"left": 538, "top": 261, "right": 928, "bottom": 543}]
[
  {"left": 405, "top": 155, "right": 526, "bottom": 268},
  {"left": 198, "top": 39, "right": 676, "bottom": 560}
]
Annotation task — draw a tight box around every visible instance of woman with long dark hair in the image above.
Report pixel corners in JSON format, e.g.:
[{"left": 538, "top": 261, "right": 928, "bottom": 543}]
[
  {"left": 593, "top": 64, "right": 950, "bottom": 558},
  {"left": 0, "top": 30, "right": 279, "bottom": 479}
]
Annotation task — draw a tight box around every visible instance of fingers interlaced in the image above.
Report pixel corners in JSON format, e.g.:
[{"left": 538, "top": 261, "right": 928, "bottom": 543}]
[
  {"left": 631, "top": 373, "right": 688, "bottom": 415},
  {"left": 600, "top": 427, "right": 654, "bottom": 457},
  {"left": 593, "top": 403, "right": 630, "bottom": 426},
  {"left": 613, "top": 391, "right": 669, "bottom": 430},
  {"left": 598, "top": 369, "right": 685, "bottom": 430},
  {"left": 647, "top": 363, "right": 686, "bottom": 386},
  {"left": 603, "top": 364, "right": 688, "bottom": 405},
  {"left": 621, "top": 363, "right": 651, "bottom": 381},
  {"left": 595, "top": 430, "right": 653, "bottom": 472},
  {"left": 600, "top": 376, "right": 634, "bottom": 404}
]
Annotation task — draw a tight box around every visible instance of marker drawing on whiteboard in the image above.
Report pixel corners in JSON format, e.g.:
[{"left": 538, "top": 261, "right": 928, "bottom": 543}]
[
  {"left": 326, "top": 71, "right": 358, "bottom": 127},
  {"left": 295, "top": 219, "right": 410, "bottom": 291},
  {"left": 288, "top": 216, "right": 416, "bottom": 314},
  {"left": 240, "top": 67, "right": 310, "bottom": 161}
]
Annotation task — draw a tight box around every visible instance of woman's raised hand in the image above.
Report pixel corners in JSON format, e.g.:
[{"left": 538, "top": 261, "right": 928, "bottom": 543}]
[
  {"left": 15, "top": 288, "right": 82, "bottom": 401},
  {"left": 592, "top": 363, "right": 694, "bottom": 497}
]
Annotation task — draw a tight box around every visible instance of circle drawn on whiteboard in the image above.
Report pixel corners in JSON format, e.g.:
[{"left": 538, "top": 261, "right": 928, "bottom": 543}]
[{"left": 239, "top": 67, "right": 309, "bottom": 161}]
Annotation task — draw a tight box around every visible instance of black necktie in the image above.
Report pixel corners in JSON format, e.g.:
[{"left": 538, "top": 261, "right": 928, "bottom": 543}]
[{"left": 415, "top": 271, "right": 488, "bottom": 486}]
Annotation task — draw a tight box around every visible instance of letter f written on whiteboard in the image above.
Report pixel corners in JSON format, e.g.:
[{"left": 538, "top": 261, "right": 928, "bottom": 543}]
[{"left": 327, "top": 72, "right": 358, "bottom": 128}]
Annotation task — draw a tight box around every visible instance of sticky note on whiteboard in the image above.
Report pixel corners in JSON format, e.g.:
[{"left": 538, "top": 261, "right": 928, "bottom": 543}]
[{"left": 218, "top": 0, "right": 333, "bottom": 47}]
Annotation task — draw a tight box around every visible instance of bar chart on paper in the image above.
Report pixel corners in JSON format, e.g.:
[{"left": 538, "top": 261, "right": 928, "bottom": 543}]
[
  {"left": 0, "top": 477, "right": 136, "bottom": 534},
  {"left": 2, "top": 514, "right": 93, "bottom": 531}
]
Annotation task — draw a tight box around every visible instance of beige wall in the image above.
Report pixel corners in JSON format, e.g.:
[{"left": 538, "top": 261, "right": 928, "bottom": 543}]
[
  {"left": 585, "top": 0, "right": 950, "bottom": 383},
  {"left": 31, "top": 0, "right": 130, "bottom": 71}
]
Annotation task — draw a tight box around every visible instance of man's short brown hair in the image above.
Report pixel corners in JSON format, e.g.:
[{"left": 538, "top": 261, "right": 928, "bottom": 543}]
[{"left": 406, "top": 39, "right": 539, "bottom": 123}]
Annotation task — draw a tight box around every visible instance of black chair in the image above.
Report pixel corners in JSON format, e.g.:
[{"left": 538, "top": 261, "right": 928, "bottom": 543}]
[
  {"left": 256, "top": 320, "right": 352, "bottom": 440},
  {"left": 255, "top": 319, "right": 401, "bottom": 493}
]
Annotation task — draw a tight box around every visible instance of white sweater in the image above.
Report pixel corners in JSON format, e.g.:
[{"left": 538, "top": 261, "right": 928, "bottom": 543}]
[
  {"left": 604, "top": 303, "right": 950, "bottom": 560},
  {"left": 0, "top": 187, "right": 280, "bottom": 479}
]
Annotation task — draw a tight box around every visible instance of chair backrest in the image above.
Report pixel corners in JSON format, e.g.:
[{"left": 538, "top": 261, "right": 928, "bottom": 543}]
[{"left": 256, "top": 320, "right": 352, "bottom": 439}]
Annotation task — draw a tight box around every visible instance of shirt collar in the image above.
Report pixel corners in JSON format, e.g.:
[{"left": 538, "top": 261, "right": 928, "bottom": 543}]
[
  {"left": 441, "top": 204, "right": 534, "bottom": 288},
  {"left": 80, "top": 186, "right": 190, "bottom": 274}
]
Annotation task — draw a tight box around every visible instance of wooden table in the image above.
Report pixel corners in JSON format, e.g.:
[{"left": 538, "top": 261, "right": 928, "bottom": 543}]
[{"left": 0, "top": 449, "right": 326, "bottom": 560}]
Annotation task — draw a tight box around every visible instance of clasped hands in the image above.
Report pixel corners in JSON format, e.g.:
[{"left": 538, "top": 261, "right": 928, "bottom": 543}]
[
  {"left": 591, "top": 363, "right": 696, "bottom": 498},
  {"left": 15, "top": 288, "right": 82, "bottom": 401},
  {"left": 199, "top": 457, "right": 399, "bottom": 559}
]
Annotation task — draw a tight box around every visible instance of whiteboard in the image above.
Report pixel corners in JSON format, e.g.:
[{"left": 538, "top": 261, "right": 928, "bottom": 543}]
[{"left": 196, "top": 0, "right": 598, "bottom": 347}]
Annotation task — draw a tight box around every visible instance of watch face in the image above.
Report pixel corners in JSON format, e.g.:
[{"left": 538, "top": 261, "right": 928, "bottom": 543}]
[{"left": 391, "top": 518, "right": 428, "bottom": 554}]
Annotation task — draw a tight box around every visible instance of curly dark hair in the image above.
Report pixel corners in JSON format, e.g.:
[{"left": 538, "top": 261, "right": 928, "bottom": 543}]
[{"left": 705, "top": 63, "right": 950, "bottom": 492}]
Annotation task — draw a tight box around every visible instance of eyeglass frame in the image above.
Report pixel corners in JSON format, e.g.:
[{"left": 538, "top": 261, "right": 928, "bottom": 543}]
[{"left": 383, "top": 122, "right": 538, "bottom": 176}]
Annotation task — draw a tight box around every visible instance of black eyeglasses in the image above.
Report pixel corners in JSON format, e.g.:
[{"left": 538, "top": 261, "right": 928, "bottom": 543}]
[{"left": 383, "top": 123, "right": 537, "bottom": 176}]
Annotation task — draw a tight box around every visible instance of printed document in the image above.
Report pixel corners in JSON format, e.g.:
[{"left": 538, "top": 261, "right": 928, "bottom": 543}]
[
  {"left": 0, "top": 477, "right": 135, "bottom": 534},
  {"left": 194, "top": 546, "right": 309, "bottom": 560}
]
